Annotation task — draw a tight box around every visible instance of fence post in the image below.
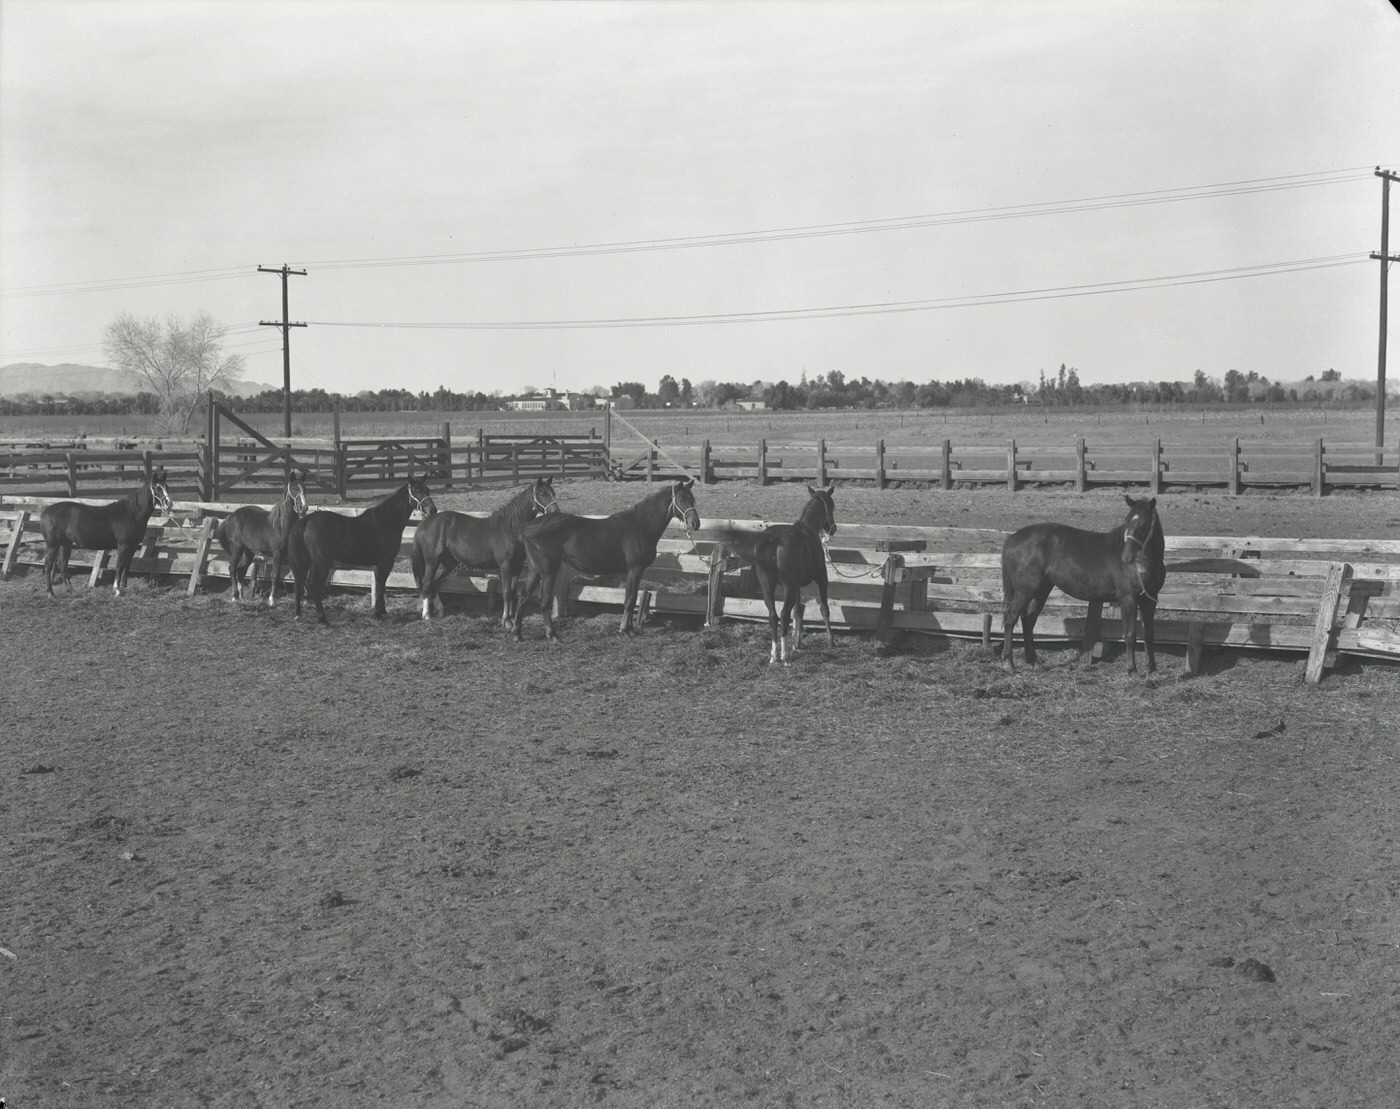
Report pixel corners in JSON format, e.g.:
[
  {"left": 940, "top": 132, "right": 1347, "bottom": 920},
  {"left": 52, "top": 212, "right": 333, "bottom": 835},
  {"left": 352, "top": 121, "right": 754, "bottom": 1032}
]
[
  {"left": 876, "top": 439, "right": 887, "bottom": 489},
  {"left": 333, "top": 407, "right": 347, "bottom": 501},
  {"left": 817, "top": 438, "right": 828, "bottom": 487},
  {"left": 206, "top": 397, "right": 220, "bottom": 501},
  {"left": 1228, "top": 437, "right": 1240, "bottom": 495},
  {"left": 1007, "top": 439, "right": 1018, "bottom": 493},
  {"left": 512, "top": 444, "right": 520, "bottom": 481},
  {"left": 706, "top": 548, "right": 727, "bottom": 626},
  {"left": 758, "top": 439, "right": 768, "bottom": 486},
  {"left": 1151, "top": 439, "right": 1162, "bottom": 496},
  {"left": 1313, "top": 438, "right": 1325, "bottom": 497},
  {"left": 2, "top": 509, "right": 30, "bottom": 579},
  {"left": 701, "top": 439, "right": 712, "bottom": 483},
  {"left": 1305, "top": 562, "right": 1351, "bottom": 685},
  {"left": 941, "top": 439, "right": 952, "bottom": 490},
  {"left": 646, "top": 440, "right": 655, "bottom": 482},
  {"left": 1074, "top": 437, "right": 1087, "bottom": 494},
  {"left": 441, "top": 421, "right": 453, "bottom": 489},
  {"left": 65, "top": 452, "right": 79, "bottom": 498},
  {"left": 478, "top": 429, "right": 485, "bottom": 481}
]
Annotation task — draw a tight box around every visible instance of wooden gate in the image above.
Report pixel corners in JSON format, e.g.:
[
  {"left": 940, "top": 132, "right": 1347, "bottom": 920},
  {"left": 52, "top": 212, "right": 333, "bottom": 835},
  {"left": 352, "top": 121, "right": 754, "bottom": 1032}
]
[{"left": 203, "top": 399, "right": 339, "bottom": 501}]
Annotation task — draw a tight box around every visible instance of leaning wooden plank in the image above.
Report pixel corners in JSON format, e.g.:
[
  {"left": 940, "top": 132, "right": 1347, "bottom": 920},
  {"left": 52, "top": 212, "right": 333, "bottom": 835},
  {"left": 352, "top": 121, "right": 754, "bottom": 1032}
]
[
  {"left": 1305, "top": 562, "right": 1351, "bottom": 685},
  {"left": 2, "top": 509, "right": 29, "bottom": 579},
  {"left": 187, "top": 517, "right": 218, "bottom": 596}
]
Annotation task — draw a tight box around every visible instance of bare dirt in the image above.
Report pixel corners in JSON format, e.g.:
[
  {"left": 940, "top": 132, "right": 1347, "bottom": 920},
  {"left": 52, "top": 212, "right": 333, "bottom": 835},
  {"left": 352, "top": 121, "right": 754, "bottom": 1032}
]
[{"left": 2, "top": 481, "right": 1398, "bottom": 1108}]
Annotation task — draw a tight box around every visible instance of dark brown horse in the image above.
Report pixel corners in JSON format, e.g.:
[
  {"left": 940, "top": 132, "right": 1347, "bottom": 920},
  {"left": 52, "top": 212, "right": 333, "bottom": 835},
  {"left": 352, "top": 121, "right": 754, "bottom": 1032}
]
[
  {"left": 410, "top": 477, "right": 559, "bottom": 624},
  {"left": 1000, "top": 495, "right": 1165, "bottom": 675},
  {"left": 514, "top": 478, "right": 700, "bottom": 640},
  {"left": 217, "top": 473, "right": 309, "bottom": 606},
  {"left": 290, "top": 478, "right": 436, "bottom": 625},
  {"left": 40, "top": 466, "right": 172, "bottom": 597},
  {"left": 713, "top": 484, "right": 838, "bottom": 664}
]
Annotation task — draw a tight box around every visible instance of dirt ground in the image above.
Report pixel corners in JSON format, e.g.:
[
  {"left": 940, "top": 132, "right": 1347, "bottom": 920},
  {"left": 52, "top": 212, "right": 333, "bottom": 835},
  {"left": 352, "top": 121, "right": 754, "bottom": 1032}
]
[{"left": 2, "top": 481, "right": 1398, "bottom": 1108}]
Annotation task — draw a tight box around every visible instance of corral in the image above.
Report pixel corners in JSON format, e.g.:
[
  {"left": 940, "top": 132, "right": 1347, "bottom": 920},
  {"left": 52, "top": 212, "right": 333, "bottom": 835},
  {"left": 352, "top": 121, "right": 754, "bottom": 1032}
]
[{"left": 3, "top": 476, "right": 1399, "bottom": 1107}]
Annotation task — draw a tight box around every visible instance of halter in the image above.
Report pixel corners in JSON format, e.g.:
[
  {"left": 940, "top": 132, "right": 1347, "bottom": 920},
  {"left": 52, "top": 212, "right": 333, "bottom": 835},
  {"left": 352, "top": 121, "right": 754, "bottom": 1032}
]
[
  {"left": 533, "top": 484, "right": 559, "bottom": 515},
  {"left": 151, "top": 478, "right": 173, "bottom": 515},
  {"left": 408, "top": 485, "right": 434, "bottom": 516},
  {"left": 1121, "top": 508, "right": 1160, "bottom": 601},
  {"left": 671, "top": 485, "right": 699, "bottom": 531},
  {"left": 286, "top": 480, "right": 309, "bottom": 517}
]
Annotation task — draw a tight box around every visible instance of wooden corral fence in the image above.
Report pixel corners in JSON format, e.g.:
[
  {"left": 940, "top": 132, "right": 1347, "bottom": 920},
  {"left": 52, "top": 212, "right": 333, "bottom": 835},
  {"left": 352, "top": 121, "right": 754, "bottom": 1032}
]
[
  {"left": 613, "top": 436, "right": 1400, "bottom": 495},
  {"left": 5, "top": 496, "right": 1398, "bottom": 685},
  {"left": 0, "top": 443, "right": 202, "bottom": 501}
]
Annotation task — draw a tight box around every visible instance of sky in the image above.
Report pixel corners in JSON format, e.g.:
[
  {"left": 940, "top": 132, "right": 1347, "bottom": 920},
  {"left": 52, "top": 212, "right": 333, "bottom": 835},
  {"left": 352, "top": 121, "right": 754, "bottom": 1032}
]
[{"left": 1, "top": 0, "right": 1398, "bottom": 399}]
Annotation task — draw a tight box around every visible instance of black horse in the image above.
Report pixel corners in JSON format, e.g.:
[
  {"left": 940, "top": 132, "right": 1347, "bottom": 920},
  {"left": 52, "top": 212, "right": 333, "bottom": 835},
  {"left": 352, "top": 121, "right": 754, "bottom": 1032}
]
[
  {"left": 713, "top": 484, "right": 838, "bottom": 665},
  {"left": 514, "top": 478, "right": 700, "bottom": 640},
  {"left": 1000, "top": 495, "right": 1165, "bottom": 675},
  {"left": 290, "top": 477, "right": 437, "bottom": 625},
  {"left": 40, "top": 466, "right": 173, "bottom": 597},
  {"left": 411, "top": 477, "right": 559, "bottom": 624},
  {"left": 217, "top": 473, "right": 309, "bottom": 606}
]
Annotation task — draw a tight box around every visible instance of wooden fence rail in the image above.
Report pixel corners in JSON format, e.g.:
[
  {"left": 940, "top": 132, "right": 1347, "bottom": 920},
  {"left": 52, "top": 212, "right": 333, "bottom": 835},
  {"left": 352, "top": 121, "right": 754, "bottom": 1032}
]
[
  {"left": 6, "top": 496, "right": 1398, "bottom": 685},
  {"left": 610, "top": 436, "right": 1400, "bottom": 495}
]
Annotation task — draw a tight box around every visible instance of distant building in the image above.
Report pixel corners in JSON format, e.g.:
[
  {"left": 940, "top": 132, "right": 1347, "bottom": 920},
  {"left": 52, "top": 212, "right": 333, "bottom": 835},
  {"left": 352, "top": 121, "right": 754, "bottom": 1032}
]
[
  {"left": 505, "top": 387, "right": 572, "bottom": 412},
  {"left": 733, "top": 399, "right": 768, "bottom": 411}
]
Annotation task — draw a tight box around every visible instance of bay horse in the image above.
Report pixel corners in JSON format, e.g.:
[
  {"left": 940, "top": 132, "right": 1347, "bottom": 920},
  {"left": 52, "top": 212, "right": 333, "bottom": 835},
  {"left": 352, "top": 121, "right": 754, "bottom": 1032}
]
[
  {"left": 290, "top": 477, "right": 437, "bottom": 625},
  {"left": 216, "top": 473, "right": 309, "bottom": 606},
  {"left": 410, "top": 477, "right": 559, "bottom": 624},
  {"left": 40, "top": 466, "right": 172, "bottom": 597},
  {"left": 514, "top": 478, "right": 700, "bottom": 640},
  {"left": 713, "top": 484, "right": 838, "bottom": 665},
  {"left": 1000, "top": 495, "right": 1165, "bottom": 675}
]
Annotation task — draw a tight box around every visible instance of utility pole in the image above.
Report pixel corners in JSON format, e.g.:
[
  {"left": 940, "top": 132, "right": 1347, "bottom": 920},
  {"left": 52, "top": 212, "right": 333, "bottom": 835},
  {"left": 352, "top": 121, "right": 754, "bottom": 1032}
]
[
  {"left": 1371, "top": 168, "right": 1400, "bottom": 462},
  {"left": 259, "top": 264, "right": 307, "bottom": 439}
]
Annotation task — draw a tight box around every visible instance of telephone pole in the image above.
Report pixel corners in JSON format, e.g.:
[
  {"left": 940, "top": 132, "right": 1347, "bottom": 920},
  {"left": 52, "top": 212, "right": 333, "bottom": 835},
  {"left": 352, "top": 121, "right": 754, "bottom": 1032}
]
[
  {"left": 1371, "top": 168, "right": 1400, "bottom": 461},
  {"left": 259, "top": 264, "right": 307, "bottom": 438}
]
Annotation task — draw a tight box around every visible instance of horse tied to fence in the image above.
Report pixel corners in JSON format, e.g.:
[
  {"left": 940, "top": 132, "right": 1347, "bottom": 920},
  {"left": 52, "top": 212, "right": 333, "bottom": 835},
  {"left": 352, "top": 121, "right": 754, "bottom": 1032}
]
[
  {"left": 216, "top": 473, "right": 309, "bottom": 606},
  {"left": 411, "top": 477, "right": 559, "bottom": 625},
  {"left": 514, "top": 478, "right": 701, "bottom": 640},
  {"left": 1000, "top": 495, "right": 1165, "bottom": 674},
  {"left": 290, "top": 477, "right": 437, "bottom": 625},
  {"left": 713, "top": 483, "right": 838, "bottom": 665},
  {"left": 40, "top": 466, "right": 173, "bottom": 598}
]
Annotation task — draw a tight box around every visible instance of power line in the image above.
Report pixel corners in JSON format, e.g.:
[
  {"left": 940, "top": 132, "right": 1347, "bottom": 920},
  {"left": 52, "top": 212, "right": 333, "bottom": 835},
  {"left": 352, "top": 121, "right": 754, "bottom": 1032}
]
[
  {"left": 304, "top": 253, "right": 1369, "bottom": 331},
  {"left": 0, "top": 166, "right": 1380, "bottom": 298}
]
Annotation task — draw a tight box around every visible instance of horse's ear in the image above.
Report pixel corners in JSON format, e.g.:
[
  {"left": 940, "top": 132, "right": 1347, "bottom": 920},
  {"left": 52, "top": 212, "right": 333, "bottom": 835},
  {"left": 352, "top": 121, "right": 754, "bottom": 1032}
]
[{"left": 1124, "top": 494, "right": 1136, "bottom": 509}]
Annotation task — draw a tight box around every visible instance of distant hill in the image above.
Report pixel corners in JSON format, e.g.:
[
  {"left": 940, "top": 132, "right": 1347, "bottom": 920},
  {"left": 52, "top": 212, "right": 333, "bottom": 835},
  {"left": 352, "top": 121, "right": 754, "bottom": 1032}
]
[{"left": 0, "top": 362, "right": 273, "bottom": 399}]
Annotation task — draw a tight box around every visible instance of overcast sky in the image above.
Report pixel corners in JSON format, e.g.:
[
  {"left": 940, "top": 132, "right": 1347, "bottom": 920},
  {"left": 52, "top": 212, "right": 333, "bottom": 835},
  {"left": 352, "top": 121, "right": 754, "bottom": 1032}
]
[{"left": 2, "top": 0, "right": 1397, "bottom": 398}]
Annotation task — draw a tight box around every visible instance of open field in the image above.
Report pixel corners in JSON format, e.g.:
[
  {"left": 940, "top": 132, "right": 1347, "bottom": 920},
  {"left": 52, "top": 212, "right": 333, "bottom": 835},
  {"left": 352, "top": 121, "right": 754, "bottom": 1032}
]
[
  {"left": 2, "top": 483, "right": 1398, "bottom": 1108},
  {"left": 4, "top": 404, "right": 1397, "bottom": 455}
]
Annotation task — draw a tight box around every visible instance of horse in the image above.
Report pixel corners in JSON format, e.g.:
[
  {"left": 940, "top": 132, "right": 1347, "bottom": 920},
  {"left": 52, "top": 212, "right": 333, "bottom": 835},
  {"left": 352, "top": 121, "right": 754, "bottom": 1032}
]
[
  {"left": 40, "top": 466, "right": 173, "bottom": 597},
  {"left": 513, "top": 478, "right": 700, "bottom": 640},
  {"left": 1000, "top": 495, "right": 1165, "bottom": 675},
  {"left": 216, "top": 473, "right": 309, "bottom": 606},
  {"left": 290, "top": 477, "right": 437, "bottom": 625},
  {"left": 410, "top": 477, "right": 559, "bottom": 624},
  {"left": 712, "top": 483, "right": 838, "bottom": 665}
]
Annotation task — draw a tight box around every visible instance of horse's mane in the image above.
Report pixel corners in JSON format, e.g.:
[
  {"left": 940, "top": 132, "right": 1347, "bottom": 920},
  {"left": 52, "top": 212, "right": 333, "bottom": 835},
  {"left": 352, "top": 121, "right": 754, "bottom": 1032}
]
[
  {"left": 523, "top": 511, "right": 582, "bottom": 540},
  {"left": 491, "top": 482, "right": 541, "bottom": 529}
]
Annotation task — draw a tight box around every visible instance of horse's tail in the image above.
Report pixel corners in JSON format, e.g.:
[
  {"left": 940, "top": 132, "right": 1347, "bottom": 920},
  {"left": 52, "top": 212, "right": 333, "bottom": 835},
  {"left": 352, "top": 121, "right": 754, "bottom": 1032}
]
[
  {"left": 215, "top": 515, "right": 233, "bottom": 557},
  {"left": 409, "top": 528, "right": 428, "bottom": 590}
]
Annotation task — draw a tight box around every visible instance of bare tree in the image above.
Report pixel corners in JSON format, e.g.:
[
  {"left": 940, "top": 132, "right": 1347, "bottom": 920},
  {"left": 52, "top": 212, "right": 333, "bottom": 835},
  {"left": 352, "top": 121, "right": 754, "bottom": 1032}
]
[{"left": 103, "top": 312, "right": 244, "bottom": 432}]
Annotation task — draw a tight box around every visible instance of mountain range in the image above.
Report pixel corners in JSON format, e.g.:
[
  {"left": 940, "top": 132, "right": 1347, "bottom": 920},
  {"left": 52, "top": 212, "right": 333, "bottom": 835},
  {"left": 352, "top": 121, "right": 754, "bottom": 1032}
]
[{"left": 0, "top": 362, "right": 274, "bottom": 398}]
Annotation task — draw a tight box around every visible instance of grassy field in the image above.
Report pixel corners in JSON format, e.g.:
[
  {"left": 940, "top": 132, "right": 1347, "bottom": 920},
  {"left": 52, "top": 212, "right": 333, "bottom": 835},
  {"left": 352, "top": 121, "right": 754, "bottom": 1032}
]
[{"left": 3, "top": 403, "right": 1395, "bottom": 457}]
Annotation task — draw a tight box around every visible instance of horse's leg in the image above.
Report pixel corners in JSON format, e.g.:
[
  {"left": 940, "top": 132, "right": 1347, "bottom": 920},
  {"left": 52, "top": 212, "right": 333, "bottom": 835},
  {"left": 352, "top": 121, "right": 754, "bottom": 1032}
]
[
  {"left": 815, "top": 570, "right": 834, "bottom": 648},
  {"left": 1141, "top": 598, "right": 1158, "bottom": 673},
  {"left": 373, "top": 561, "right": 391, "bottom": 617},
  {"left": 59, "top": 542, "right": 73, "bottom": 590},
  {"left": 620, "top": 567, "right": 642, "bottom": 635},
  {"left": 1021, "top": 583, "right": 1053, "bottom": 669},
  {"left": 267, "top": 551, "right": 281, "bottom": 608},
  {"left": 756, "top": 567, "right": 781, "bottom": 664},
  {"left": 229, "top": 548, "right": 243, "bottom": 600},
  {"left": 1121, "top": 596, "right": 1140, "bottom": 675},
  {"left": 513, "top": 566, "right": 540, "bottom": 640},
  {"left": 779, "top": 589, "right": 799, "bottom": 665},
  {"left": 539, "top": 565, "right": 561, "bottom": 640},
  {"left": 113, "top": 544, "right": 134, "bottom": 596},
  {"left": 42, "top": 543, "right": 58, "bottom": 597},
  {"left": 1001, "top": 585, "right": 1025, "bottom": 673}
]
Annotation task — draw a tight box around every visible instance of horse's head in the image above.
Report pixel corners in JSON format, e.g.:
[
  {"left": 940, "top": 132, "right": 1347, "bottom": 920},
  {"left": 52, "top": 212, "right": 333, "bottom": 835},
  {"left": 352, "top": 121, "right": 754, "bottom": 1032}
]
[
  {"left": 285, "top": 472, "right": 309, "bottom": 517},
  {"left": 806, "top": 483, "right": 838, "bottom": 539},
  {"left": 670, "top": 477, "right": 701, "bottom": 532},
  {"left": 531, "top": 476, "right": 560, "bottom": 516},
  {"left": 150, "top": 466, "right": 173, "bottom": 515},
  {"left": 1120, "top": 496, "right": 1159, "bottom": 563},
  {"left": 408, "top": 477, "right": 438, "bottom": 518}
]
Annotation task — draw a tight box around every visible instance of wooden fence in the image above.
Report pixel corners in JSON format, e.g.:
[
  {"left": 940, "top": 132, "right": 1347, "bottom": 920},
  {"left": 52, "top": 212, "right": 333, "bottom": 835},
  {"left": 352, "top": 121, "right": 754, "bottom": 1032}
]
[
  {"left": 611, "top": 436, "right": 1400, "bottom": 495},
  {"left": 5, "top": 496, "right": 1398, "bottom": 685}
]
